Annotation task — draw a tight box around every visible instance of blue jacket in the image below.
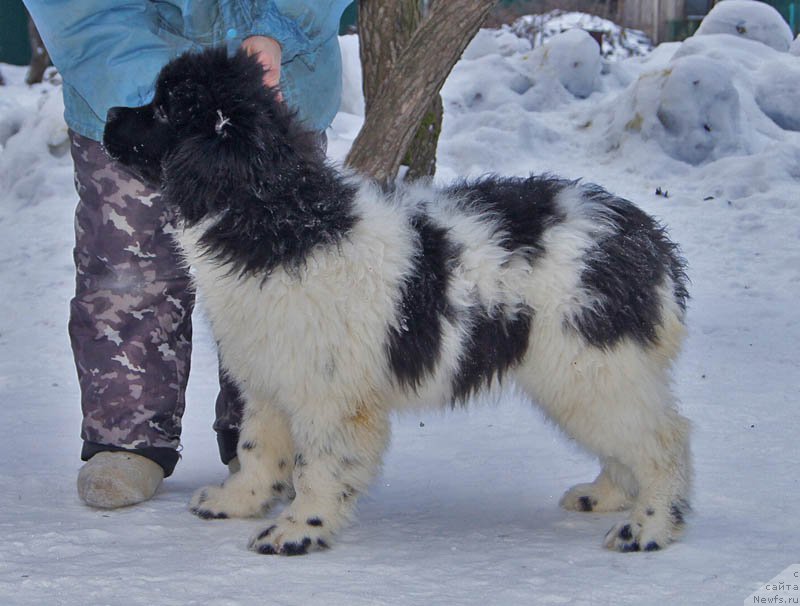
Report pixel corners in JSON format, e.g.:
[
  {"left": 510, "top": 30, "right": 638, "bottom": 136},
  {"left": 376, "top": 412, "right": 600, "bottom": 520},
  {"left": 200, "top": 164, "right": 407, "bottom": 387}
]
[{"left": 23, "top": 1, "right": 352, "bottom": 141}]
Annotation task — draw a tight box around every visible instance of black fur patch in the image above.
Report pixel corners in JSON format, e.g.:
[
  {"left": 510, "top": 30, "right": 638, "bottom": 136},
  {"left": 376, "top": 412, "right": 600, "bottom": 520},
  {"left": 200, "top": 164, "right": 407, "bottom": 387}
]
[
  {"left": 104, "top": 48, "right": 359, "bottom": 280},
  {"left": 572, "top": 186, "right": 689, "bottom": 348},
  {"left": 386, "top": 215, "right": 459, "bottom": 388},
  {"left": 340, "top": 484, "right": 357, "bottom": 502},
  {"left": 255, "top": 525, "right": 277, "bottom": 541},
  {"left": 451, "top": 306, "right": 532, "bottom": 401},
  {"left": 670, "top": 499, "right": 690, "bottom": 526},
  {"left": 192, "top": 509, "right": 228, "bottom": 520},
  {"left": 282, "top": 538, "right": 312, "bottom": 556},
  {"left": 447, "top": 175, "right": 567, "bottom": 259},
  {"left": 190, "top": 166, "right": 358, "bottom": 280}
]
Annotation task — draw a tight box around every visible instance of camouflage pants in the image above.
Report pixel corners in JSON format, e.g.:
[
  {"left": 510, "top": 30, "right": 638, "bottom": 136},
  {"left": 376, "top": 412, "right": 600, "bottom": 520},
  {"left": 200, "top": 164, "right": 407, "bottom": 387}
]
[{"left": 69, "top": 132, "right": 242, "bottom": 476}]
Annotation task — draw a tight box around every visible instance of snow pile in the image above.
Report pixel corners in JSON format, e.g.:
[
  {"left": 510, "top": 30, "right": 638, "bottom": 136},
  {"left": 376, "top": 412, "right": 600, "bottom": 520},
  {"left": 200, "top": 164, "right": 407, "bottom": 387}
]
[
  {"left": 0, "top": 69, "right": 71, "bottom": 205},
  {"left": 510, "top": 10, "right": 653, "bottom": 60},
  {"left": 435, "top": 2, "right": 800, "bottom": 195},
  {"left": 461, "top": 25, "right": 531, "bottom": 60},
  {"left": 791, "top": 33, "right": 800, "bottom": 55},
  {"left": 695, "top": 0, "right": 794, "bottom": 51},
  {"left": 337, "top": 34, "right": 365, "bottom": 117},
  {"left": 529, "top": 29, "right": 601, "bottom": 99},
  {"left": 590, "top": 14, "right": 800, "bottom": 165},
  {"left": 443, "top": 25, "right": 605, "bottom": 128},
  {"left": 594, "top": 49, "right": 752, "bottom": 166},
  {"left": 754, "top": 59, "right": 800, "bottom": 131}
]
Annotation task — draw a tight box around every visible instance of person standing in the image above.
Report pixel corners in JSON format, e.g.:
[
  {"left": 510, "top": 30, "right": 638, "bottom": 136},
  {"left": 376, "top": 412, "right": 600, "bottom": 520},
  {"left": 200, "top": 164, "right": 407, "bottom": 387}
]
[{"left": 23, "top": 0, "right": 353, "bottom": 508}]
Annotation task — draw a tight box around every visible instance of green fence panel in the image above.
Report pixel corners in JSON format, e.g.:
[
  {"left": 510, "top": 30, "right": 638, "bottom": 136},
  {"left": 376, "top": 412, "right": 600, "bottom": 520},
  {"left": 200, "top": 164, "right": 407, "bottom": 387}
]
[{"left": 0, "top": 0, "right": 31, "bottom": 65}]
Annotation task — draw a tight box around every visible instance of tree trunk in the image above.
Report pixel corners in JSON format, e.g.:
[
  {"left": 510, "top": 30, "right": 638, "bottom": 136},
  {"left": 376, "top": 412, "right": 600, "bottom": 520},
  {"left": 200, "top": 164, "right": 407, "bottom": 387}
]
[
  {"left": 357, "top": 0, "right": 444, "bottom": 182},
  {"left": 26, "top": 15, "right": 51, "bottom": 85},
  {"left": 347, "top": 0, "right": 494, "bottom": 184}
]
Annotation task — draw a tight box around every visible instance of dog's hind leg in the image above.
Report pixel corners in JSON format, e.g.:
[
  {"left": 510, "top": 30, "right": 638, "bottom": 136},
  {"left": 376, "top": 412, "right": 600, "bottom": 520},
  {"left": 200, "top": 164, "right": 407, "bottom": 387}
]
[
  {"left": 190, "top": 400, "right": 294, "bottom": 519},
  {"left": 519, "top": 328, "right": 692, "bottom": 552},
  {"left": 559, "top": 458, "right": 636, "bottom": 513},
  {"left": 248, "top": 400, "right": 391, "bottom": 556}
]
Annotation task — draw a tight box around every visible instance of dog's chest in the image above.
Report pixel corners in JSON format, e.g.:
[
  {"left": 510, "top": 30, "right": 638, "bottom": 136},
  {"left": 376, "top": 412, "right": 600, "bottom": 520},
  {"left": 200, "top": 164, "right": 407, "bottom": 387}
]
[{"left": 175, "top": 221, "right": 406, "bottom": 402}]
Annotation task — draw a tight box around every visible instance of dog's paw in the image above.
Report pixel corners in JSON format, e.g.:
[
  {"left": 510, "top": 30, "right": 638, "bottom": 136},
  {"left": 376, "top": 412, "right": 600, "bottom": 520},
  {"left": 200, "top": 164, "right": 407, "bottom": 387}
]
[
  {"left": 190, "top": 484, "right": 267, "bottom": 520},
  {"left": 603, "top": 521, "right": 657, "bottom": 552},
  {"left": 603, "top": 499, "right": 689, "bottom": 552},
  {"left": 248, "top": 515, "right": 332, "bottom": 556},
  {"left": 560, "top": 482, "right": 632, "bottom": 513}
]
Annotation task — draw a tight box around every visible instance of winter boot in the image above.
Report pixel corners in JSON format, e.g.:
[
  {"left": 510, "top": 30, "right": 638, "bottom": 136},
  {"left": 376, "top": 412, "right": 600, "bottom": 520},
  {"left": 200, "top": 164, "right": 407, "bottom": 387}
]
[{"left": 77, "top": 451, "right": 164, "bottom": 508}]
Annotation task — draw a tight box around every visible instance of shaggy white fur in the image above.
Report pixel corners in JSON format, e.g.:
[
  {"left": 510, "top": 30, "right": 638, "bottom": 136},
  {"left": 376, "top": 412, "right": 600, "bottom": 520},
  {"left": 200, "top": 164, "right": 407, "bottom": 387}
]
[{"left": 182, "top": 179, "right": 691, "bottom": 555}]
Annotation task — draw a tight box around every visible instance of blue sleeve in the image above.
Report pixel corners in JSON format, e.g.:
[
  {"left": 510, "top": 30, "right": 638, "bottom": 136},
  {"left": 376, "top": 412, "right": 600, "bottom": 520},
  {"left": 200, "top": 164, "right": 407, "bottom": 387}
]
[
  {"left": 246, "top": 1, "right": 354, "bottom": 62},
  {"left": 22, "top": 1, "right": 201, "bottom": 118},
  {"left": 22, "top": 0, "right": 353, "bottom": 137}
]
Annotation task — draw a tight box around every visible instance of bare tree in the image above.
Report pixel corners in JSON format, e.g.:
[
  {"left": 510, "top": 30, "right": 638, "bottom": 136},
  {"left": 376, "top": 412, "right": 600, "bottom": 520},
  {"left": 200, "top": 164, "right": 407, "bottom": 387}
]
[
  {"left": 357, "top": 1, "right": 444, "bottom": 182},
  {"left": 346, "top": 0, "right": 495, "bottom": 184}
]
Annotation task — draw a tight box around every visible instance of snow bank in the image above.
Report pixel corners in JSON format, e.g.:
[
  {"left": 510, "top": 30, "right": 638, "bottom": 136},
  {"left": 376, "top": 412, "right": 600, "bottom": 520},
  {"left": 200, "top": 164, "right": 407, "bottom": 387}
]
[
  {"left": 590, "top": 27, "right": 799, "bottom": 166},
  {"left": 509, "top": 10, "right": 653, "bottom": 60},
  {"left": 461, "top": 26, "right": 531, "bottom": 60},
  {"left": 0, "top": 68, "right": 71, "bottom": 205},
  {"left": 337, "top": 34, "right": 364, "bottom": 117},
  {"left": 447, "top": 23, "right": 602, "bottom": 137},
  {"left": 754, "top": 60, "right": 800, "bottom": 131},
  {"left": 695, "top": 0, "right": 794, "bottom": 51},
  {"left": 430, "top": 6, "right": 800, "bottom": 192},
  {"left": 791, "top": 34, "right": 800, "bottom": 56},
  {"left": 445, "top": 33, "right": 570, "bottom": 125},
  {"left": 529, "top": 29, "right": 601, "bottom": 99},
  {"left": 605, "top": 55, "right": 744, "bottom": 165}
]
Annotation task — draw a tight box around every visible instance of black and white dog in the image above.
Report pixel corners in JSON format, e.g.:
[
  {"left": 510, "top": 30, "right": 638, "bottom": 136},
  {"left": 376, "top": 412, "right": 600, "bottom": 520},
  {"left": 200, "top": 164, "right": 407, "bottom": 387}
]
[{"left": 104, "top": 48, "right": 691, "bottom": 556}]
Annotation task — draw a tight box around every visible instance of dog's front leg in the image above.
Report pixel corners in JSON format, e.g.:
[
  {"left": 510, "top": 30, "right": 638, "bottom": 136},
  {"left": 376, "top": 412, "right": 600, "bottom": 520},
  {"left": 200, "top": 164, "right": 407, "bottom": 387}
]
[
  {"left": 190, "top": 400, "right": 295, "bottom": 519},
  {"left": 249, "top": 401, "right": 390, "bottom": 556}
]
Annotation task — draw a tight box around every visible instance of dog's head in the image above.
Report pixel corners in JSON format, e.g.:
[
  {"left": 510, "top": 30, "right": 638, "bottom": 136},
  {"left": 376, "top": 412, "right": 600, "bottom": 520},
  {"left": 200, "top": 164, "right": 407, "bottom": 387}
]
[{"left": 103, "top": 48, "right": 321, "bottom": 223}]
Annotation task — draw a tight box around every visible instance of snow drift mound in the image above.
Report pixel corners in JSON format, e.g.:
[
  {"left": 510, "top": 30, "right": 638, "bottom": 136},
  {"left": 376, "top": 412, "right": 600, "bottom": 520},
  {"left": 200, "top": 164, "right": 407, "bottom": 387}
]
[
  {"left": 529, "top": 29, "right": 601, "bottom": 99},
  {"left": 0, "top": 78, "right": 70, "bottom": 204},
  {"left": 338, "top": 34, "right": 365, "bottom": 116},
  {"left": 754, "top": 60, "right": 800, "bottom": 132},
  {"left": 598, "top": 55, "right": 744, "bottom": 165},
  {"left": 509, "top": 10, "right": 653, "bottom": 60},
  {"left": 695, "top": 0, "right": 793, "bottom": 51},
  {"left": 458, "top": 26, "right": 603, "bottom": 106},
  {"left": 791, "top": 34, "right": 800, "bottom": 56},
  {"left": 593, "top": 12, "right": 799, "bottom": 166},
  {"left": 447, "top": 28, "right": 582, "bottom": 117}
]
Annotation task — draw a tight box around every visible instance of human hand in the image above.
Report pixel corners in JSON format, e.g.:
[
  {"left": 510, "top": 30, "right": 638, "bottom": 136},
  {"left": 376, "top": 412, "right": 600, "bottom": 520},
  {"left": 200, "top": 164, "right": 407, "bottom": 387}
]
[{"left": 240, "top": 36, "right": 283, "bottom": 99}]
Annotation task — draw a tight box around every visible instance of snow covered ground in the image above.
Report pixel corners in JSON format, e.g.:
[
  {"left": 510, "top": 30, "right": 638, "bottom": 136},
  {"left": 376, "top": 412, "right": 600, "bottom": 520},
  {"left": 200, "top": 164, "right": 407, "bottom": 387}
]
[{"left": 1, "top": 2, "right": 798, "bottom": 604}]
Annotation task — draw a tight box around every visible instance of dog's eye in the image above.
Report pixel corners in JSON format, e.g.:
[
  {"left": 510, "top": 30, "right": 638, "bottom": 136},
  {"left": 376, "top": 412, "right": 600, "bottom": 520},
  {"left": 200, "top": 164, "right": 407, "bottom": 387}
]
[{"left": 154, "top": 105, "right": 169, "bottom": 124}]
